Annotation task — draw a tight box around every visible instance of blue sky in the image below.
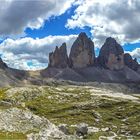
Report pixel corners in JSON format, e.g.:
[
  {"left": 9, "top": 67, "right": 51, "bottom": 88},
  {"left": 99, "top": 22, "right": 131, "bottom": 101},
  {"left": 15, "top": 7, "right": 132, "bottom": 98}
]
[
  {"left": 0, "top": 0, "right": 140, "bottom": 70},
  {"left": 25, "top": 6, "right": 92, "bottom": 39}
]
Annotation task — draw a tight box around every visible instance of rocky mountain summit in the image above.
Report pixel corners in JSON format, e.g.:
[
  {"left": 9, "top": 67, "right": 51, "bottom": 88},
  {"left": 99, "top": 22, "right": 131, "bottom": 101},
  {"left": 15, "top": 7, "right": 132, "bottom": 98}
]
[
  {"left": 69, "top": 32, "right": 95, "bottom": 68},
  {"left": 48, "top": 43, "right": 69, "bottom": 68},
  {"left": 48, "top": 33, "right": 139, "bottom": 72},
  {"left": 98, "top": 37, "right": 124, "bottom": 70},
  {"left": 48, "top": 32, "right": 95, "bottom": 69},
  {"left": 45, "top": 32, "right": 140, "bottom": 83},
  {"left": 0, "top": 32, "right": 140, "bottom": 86}
]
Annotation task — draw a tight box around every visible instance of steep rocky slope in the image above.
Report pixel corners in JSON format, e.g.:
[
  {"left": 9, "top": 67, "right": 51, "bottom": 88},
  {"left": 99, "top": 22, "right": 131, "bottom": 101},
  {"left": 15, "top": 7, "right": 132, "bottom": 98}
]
[
  {"left": 75, "top": 66, "right": 140, "bottom": 83},
  {"left": 0, "top": 66, "right": 27, "bottom": 87},
  {"left": 0, "top": 58, "right": 7, "bottom": 69}
]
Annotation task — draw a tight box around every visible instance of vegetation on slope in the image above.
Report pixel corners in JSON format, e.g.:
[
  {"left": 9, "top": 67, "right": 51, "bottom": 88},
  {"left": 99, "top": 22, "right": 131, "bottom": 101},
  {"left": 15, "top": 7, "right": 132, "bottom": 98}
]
[{"left": 0, "top": 84, "right": 140, "bottom": 139}]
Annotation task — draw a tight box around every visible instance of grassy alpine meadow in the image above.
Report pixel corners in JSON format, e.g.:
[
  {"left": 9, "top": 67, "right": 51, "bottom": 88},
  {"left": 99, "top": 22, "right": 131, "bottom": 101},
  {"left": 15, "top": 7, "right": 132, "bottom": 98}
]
[{"left": 0, "top": 84, "right": 139, "bottom": 139}]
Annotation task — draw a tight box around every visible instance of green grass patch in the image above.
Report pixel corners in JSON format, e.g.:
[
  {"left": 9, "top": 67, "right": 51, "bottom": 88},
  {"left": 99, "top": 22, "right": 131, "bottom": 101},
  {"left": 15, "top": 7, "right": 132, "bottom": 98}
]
[
  {"left": 0, "top": 132, "right": 26, "bottom": 140},
  {"left": 0, "top": 88, "right": 8, "bottom": 100},
  {"left": 0, "top": 86, "right": 140, "bottom": 140}
]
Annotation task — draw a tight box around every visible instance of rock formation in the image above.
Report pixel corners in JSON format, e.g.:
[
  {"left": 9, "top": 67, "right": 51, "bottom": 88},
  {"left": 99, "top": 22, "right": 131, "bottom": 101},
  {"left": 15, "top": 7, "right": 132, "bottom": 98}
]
[
  {"left": 45, "top": 33, "right": 140, "bottom": 83},
  {"left": 0, "top": 58, "right": 7, "bottom": 69},
  {"left": 124, "top": 53, "right": 139, "bottom": 71},
  {"left": 0, "top": 31, "right": 139, "bottom": 85},
  {"left": 69, "top": 32, "right": 95, "bottom": 68},
  {"left": 48, "top": 43, "right": 69, "bottom": 68},
  {"left": 0, "top": 107, "right": 74, "bottom": 140},
  {"left": 98, "top": 37, "right": 124, "bottom": 70}
]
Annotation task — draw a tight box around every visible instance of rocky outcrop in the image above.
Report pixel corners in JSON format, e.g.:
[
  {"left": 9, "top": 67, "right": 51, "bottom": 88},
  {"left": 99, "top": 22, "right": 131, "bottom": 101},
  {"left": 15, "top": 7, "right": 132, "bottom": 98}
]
[
  {"left": 98, "top": 37, "right": 124, "bottom": 70},
  {"left": 48, "top": 43, "right": 69, "bottom": 68},
  {"left": 0, "top": 58, "right": 7, "bottom": 69},
  {"left": 44, "top": 33, "right": 140, "bottom": 83},
  {"left": 0, "top": 107, "right": 74, "bottom": 140},
  {"left": 69, "top": 32, "right": 95, "bottom": 68},
  {"left": 0, "top": 107, "right": 46, "bottom": 133},
  {"left": 124, "top": 53, "right": 139, "bottom": 71},
  {"left": 27, "top": 126, "right": 75, "bottom": 140}
]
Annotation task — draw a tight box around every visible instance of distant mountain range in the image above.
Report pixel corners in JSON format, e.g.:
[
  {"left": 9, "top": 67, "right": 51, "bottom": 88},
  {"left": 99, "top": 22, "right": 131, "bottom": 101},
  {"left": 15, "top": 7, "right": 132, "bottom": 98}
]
[{"left": 0, "top": 32, "right": 140, "bottom": 86}]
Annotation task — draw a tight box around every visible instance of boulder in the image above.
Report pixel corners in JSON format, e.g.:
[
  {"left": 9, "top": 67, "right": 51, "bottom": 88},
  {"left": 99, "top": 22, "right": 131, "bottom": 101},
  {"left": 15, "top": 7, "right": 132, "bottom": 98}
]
[
  {"left": 48, "top": 43, "right": 69, "bottom": 68},
  {"left": 124, "top": 53, "right": 139, "bottom": 71},
  {"left": 69, "top": 32, "right": 95, "bottom": 68},
  {"left": 58, "top": 124, "right": 69, "bottom": 135},
  {"left": 98, "top": 37, "right": 124, "bottom": 70},
  {"left": 0, "top": 107, "right": 46, "bottom": 133},
  {"left": 76, "top": 123, "right": 88, "bottom": 137},
  {"left": 0, "top": 107, "right": 74, "bottom": 140}
]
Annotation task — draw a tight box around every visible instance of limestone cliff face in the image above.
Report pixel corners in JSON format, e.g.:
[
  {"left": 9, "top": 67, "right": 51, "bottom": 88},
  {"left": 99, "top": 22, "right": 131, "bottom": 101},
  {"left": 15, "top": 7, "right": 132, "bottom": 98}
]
[
  {"left": 98, "top": 37, "right": 124, "bottom": 70},
  {"left": 48, "top": 43, "right": 69, "bottom": 68},
  {"left": 106, "top": 53, "right": 124, "bottom": 70},
  {"left": 69, "top": 32, "right": 95, "bottom": 68},
  {"left": 47, "top": 33, "right": 139, "bottom": 75}
]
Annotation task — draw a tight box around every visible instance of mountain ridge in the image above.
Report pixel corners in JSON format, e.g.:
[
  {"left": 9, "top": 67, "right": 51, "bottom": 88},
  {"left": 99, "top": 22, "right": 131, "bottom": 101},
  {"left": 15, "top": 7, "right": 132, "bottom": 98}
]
[{"left": 0, "top": 32, "right": 140, "bottom": 86}]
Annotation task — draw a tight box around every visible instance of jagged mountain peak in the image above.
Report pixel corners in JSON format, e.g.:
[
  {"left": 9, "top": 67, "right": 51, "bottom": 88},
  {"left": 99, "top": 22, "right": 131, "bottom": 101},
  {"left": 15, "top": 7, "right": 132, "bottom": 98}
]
[
  {"left": 106, "top": 37, "right": 117, "bottom": 42},
  {"left": 98, "top": 37, "right": 124, "bottom": 70},
  {"left": 102, "top": 37, "right": 124, "bottom": 54},
  {"left": 69, "top": 32, "right": 95, "bottom": 68},
  {"left": 48, "top": 43, "right": 69, "bottom": 69},
  {"left": 78, "top": 32, "right": 88, "bottom": 38}
]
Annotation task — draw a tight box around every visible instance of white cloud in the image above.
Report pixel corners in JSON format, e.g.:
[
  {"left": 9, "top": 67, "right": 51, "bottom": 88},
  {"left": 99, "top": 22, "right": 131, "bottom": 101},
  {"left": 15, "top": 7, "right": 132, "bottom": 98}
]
[
  {"left": 0, "top": 35, "right": 77, "bottom": 70},
  {"left": 66, "top": 0, "right": 140, "bottom": 47},
  {"left": 125, "top": 48, "right": 140, "bottom": 63},
  {"left": 0, "top": 0, "right": 75, "bottom": 37},
  {"left": 128, "top": 48, "right": 140, "bottom": 59}
]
